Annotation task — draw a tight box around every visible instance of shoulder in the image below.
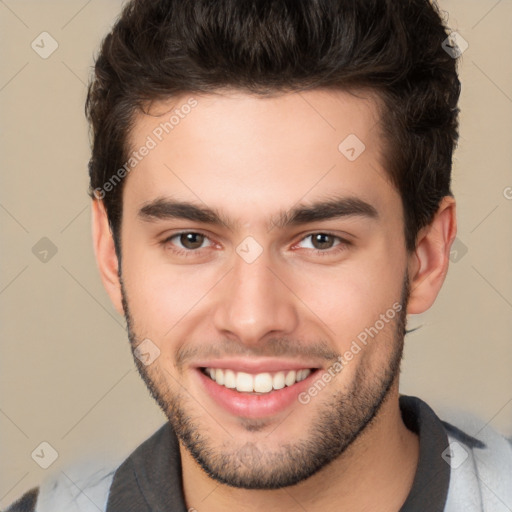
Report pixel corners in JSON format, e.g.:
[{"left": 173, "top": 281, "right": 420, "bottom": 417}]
[
  {"left": 4, "top": 487, "right": 39, "bottom": 512},
  {"left": 438, "top": 406, "right": 512, "bottom": 512},
  {"left": 4, "top": 424, "right": 173, "bottom": 512},
  {"left": 4, "top": 460, "right": 118, "bottom": 512}
]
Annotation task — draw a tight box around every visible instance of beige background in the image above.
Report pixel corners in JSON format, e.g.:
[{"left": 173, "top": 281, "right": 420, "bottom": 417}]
[{"left": 1, "top": 0, "right": 511, "bottom": 507}]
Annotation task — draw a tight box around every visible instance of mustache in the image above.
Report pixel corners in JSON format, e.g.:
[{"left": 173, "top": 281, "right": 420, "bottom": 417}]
[{"left": 175, "top": 337, "right": 340, "bottom": 370}]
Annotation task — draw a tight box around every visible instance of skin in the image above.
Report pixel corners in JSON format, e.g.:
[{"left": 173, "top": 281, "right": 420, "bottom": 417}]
[{"left": 92, "top": 89, "right": 457, "bottom": 511}]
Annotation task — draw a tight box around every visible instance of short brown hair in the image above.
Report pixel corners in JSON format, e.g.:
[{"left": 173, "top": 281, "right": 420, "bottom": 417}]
[{"left": 86, "top": 0, "right": 460, "bottom": 255}]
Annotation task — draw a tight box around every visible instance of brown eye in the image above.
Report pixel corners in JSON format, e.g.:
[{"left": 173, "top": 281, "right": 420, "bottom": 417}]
[
  {"left": 162, "top": 231, "right": 213, "bottom": 254},
  {"left": 178, "top": 232, "right": 206, "bottom": 250},
  {"left": 295, "top": 233, "right": 350, "bottom": 255},
  {"left": 310, "top": 233, "right": 336, "bottom": 250},
  {"left": 160, "top": 231, "right": 215, "bottom": 258}
]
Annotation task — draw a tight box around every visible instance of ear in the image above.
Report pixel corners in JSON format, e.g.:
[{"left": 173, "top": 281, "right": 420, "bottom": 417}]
[
  {"left": 91, "top": 199, "right": 124, "bottom": 316},
  {"left": 406, "top": 196, "right": 457, "bottom": 314}
]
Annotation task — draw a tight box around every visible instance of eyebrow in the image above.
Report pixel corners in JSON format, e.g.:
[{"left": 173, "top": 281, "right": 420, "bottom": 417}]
[{"left": 138, "top": 195, "right": 379, "bottom": 231}]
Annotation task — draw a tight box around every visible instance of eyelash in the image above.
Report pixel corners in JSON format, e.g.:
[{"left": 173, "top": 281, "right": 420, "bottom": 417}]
[{"left": 160, "top": 231, "right": 352, "bottom": 257}]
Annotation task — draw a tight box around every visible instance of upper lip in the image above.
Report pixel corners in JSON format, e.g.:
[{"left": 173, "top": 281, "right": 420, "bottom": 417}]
[{"left": 194, "top": 357, "right": 323, "bottom": 374}]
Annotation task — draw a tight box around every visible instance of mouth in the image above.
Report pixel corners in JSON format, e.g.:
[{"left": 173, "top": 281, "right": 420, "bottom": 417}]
[
  {"left": 200, "top": 367, "right": 314, "bottom": 394},
  {"left": 195, "top": 362, "right": 322, "bottom": 419}
]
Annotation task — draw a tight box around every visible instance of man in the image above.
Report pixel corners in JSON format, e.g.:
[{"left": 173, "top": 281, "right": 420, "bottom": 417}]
[{"left": 7, "top": 0, "right": 512, "bottom": 511}]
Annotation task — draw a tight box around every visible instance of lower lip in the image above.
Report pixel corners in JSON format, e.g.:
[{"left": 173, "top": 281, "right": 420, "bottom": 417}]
[{"left": 196, "top": 368, "right": 319, "bottom": 419}]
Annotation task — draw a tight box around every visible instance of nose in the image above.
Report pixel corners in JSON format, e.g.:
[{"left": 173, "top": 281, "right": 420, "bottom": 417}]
[{"left": 212, "top": 246, "right": 299, "bottom": 346}]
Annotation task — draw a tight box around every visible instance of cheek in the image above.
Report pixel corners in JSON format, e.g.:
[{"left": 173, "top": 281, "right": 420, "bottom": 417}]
[
  {"left": 291, "top": 247, "right": 405, "bottom": 349},
  {"left": 121, "top": 243, "right": 221, "bottom": 339}
]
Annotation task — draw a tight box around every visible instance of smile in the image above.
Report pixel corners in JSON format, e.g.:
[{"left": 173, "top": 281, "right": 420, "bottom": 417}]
[
  {"left": 195, "top": 359, "right": 323, "bottom": 418},
  {"left": 201, "top": 367, "right": 313, "bottom": 394}
]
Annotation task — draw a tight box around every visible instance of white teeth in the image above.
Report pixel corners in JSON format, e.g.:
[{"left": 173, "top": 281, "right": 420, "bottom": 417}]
[
  {"left": 285, "top": 370, "right": 296, "bottom": 387},
  {"left": 297, "top": 369, "right": 308, "bottom": 382},
  {"left": 205, "top": 368, "right": 312, "bottom": 393},
  {"left": 236, "top": 372, "right": 254, "bottom": 392},
  {"left": 273, "top": 371, "right": 285, "bottom": 390},
  {"left": 254, "top": 373, "right": 273, "bottom": 393},
  {"left": 224, "top": 369, "right": 236, "bottom": 389}
]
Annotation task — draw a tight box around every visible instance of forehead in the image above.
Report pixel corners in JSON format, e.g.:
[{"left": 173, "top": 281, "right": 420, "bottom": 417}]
[{"left": 123, "top": 89, "right": 398, "bottom": 226}]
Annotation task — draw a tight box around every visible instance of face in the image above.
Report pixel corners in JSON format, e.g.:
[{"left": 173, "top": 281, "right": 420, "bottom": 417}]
[{"left": 117, "top": 89, "right": 411, "bottom": 488}]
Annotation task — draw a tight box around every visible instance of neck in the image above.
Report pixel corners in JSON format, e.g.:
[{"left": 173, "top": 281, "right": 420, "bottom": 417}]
[{"left": 180, "top": 384, "right": 419, "bottom": 512}]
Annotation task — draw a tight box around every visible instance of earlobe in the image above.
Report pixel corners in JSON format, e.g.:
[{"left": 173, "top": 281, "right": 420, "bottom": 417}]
[
  {"left": 91, "top": 199, "right": 124, "bottom": 316},
  {"left": 407, "top": 196, "right": 457, "bottom": 314}
]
